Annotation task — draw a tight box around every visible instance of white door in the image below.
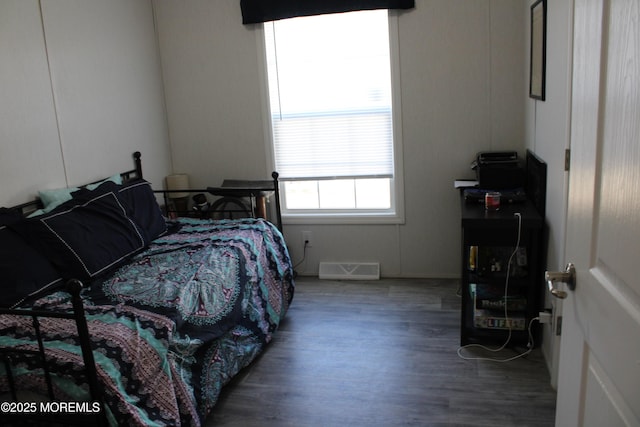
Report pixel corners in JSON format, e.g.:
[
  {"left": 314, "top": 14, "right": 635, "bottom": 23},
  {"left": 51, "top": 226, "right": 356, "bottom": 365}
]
[{"left": 554, "top": 0, "right": 640, "bottom": 425}]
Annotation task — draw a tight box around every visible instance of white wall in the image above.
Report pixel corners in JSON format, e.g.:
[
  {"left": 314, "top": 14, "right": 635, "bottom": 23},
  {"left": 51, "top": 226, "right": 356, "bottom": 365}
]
[
  {"left": 524, "top": 0, "right": 573, "bottom": 388},
  {"left": 0, "top": 0, "right": 66, "bottom": 206},
  {"left": 0, "top": 0, "right": 171, "bottom": 207},
  {"left": 155, "top": 0, "right": 526, "bottom": 278},
  {"left": 154, "top": 0, "right": 270, "bottom": 185}
]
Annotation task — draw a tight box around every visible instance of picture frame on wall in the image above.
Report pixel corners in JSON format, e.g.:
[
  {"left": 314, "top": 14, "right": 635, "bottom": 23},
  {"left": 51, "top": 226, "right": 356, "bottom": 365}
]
[{"left": 529, "top": 0, "right": 547, "bottom": 100}]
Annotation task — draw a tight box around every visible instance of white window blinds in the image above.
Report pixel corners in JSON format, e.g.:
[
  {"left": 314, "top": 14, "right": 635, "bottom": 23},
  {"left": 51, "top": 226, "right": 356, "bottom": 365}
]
[{"left": 264, "top": 10, "right": 395, "bottom": 181}]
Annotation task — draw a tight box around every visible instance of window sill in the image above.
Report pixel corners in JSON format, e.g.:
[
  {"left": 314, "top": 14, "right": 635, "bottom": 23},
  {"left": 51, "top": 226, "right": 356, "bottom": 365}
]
[{"left": 282, "top": 212, "right": 405, "bottom": 225}]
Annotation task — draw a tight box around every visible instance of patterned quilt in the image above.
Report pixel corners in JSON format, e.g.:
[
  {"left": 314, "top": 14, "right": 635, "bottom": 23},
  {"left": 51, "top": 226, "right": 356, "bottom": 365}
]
[{"left": 0, "top": 218, "right": 294, "bottom": 426}]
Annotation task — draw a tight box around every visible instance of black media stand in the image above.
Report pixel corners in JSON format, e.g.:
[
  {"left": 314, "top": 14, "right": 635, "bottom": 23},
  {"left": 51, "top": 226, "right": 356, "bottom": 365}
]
[{"left": 459, "top": 196, "right": 545, "bottom": 347}]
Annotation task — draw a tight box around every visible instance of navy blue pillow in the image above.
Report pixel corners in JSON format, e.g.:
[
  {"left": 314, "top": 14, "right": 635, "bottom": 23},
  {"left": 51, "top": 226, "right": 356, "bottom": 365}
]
[
  {"left": 72, "top": 179, "right": 166, "bottom": 245},
  {"left": 11, "top": 189, "right": 146, "bottom": 281},
  {"left": 0, "top": 210, "right": 63, "bottom": 308},
  {"left": 117, "top": 179, "right": 167, "bottom": 244}
]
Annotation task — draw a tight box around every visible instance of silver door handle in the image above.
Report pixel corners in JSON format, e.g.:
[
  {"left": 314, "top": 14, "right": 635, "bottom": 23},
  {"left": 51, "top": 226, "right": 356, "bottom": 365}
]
[{"left": 545, "top": 263, "right": 576, "bottom": 299}]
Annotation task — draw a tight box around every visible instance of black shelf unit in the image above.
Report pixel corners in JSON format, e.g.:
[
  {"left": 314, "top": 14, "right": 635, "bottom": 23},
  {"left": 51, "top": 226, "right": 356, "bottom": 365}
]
[{"left": 459, "top": 198, "right": 545, "bottom": 347}]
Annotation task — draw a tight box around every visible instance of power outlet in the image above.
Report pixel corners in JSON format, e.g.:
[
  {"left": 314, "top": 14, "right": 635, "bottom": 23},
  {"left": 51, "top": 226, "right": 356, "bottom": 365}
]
[
  {"left": 539, "top": 310, "right": 552, "bottom": 324},
  {"left": 302, "top": 231, "right": 313, "bottom": 248}
]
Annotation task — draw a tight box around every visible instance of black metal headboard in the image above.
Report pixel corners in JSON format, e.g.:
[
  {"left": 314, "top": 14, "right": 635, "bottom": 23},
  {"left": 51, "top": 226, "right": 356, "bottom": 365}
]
[{"left": 121, "top": 151, "right": 143, "bottom": 182}]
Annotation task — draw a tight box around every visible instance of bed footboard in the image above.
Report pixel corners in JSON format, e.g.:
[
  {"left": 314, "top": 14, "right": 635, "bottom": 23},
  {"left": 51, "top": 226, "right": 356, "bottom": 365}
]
[
  {"left": 157, "top": 171, "right": 284, "bottom": 231},
  {"left": 0, "top": 280, "right": 107, "bottom": 426}
]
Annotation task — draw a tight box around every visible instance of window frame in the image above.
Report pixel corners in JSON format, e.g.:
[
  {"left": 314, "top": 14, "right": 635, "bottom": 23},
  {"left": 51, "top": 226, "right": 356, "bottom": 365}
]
[{"left": 257, "top": 10, "right": 405, "bottom": 225}]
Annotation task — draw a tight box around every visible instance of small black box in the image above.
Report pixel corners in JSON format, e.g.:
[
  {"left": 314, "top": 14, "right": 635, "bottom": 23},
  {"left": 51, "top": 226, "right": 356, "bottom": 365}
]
[{"left": 472, "top": 151, "right": 524, "bottom": 189}]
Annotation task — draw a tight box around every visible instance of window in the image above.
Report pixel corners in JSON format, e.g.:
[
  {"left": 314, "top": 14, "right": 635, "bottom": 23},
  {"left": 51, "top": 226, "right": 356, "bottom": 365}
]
[{"left": 262, "top": 10, "right": 403, "bottom": 223}]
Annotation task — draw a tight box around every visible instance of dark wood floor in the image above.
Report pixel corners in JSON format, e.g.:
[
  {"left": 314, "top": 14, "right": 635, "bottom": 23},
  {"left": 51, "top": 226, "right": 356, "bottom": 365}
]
[{"left": 205, "top": 277, "right": 556, "bottom": 426}]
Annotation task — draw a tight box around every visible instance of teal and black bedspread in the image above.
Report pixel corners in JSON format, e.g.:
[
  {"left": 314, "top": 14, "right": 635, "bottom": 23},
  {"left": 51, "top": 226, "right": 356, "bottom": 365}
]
[{"left": 0, "top": 218, "right": 294, "bottom": 426}]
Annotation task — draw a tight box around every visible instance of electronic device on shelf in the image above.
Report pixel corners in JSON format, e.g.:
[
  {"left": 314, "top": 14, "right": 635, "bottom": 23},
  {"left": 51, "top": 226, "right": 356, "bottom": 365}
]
[{"left": 471, "top": 151, "right": 524, "bottom": 190}]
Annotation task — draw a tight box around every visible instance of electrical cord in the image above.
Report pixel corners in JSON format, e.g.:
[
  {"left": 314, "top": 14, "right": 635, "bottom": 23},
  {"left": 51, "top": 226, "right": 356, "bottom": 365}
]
[
  {"left": 457, "top": 212, "right": 536, "bottom": 362},
  {"left": 457, "top": 316, "right": 538, "bottom": 363},
  {"left": 293, "top": 241, "right": 309, "bottom": 270}
]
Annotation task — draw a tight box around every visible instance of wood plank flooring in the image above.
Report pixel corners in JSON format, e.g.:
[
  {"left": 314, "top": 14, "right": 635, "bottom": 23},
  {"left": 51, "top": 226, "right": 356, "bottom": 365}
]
[{"left": 205, "top": 277, "right": 556, "bottom": 427}]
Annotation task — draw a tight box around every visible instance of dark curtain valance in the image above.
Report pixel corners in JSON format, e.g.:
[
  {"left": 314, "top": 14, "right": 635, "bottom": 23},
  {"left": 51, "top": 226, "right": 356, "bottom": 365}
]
[{"left": 240, "top": 0, "right": 415, "bottom": 24}]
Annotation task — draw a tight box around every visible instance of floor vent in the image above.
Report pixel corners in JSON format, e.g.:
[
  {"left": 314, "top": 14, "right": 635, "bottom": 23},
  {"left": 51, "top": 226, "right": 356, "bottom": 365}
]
[{"left": 318, "top": 262, "right": 380, "bottom": 280}]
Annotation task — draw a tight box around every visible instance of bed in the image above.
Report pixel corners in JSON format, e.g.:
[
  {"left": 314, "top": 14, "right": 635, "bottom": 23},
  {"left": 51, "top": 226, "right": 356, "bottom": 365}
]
[{"left": 0, "top": 152, "right": 294, "bottom": 426}]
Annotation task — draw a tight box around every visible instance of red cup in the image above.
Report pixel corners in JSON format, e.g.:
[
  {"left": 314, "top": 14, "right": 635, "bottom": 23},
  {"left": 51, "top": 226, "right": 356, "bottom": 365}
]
[{"left": 485, "top": 192, "right": 500, "bottom": 210}]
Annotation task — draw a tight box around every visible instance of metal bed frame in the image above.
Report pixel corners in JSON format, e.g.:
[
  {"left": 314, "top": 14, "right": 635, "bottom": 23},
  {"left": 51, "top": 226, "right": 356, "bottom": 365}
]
[
  {"left": 0, "top": 279, "right": 106, "bottom": 426},
  {"left": 0, "top": 151, "right": 283, "bottom": 425},
  {"left": 0, "top": 152, "right": 143, "bottom": 426}
]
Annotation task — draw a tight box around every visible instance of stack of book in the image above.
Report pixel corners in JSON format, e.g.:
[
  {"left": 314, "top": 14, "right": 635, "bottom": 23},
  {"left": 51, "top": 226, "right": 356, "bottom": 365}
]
[{"left": 470, "top": 283, "right": 526, "bottom": 330}]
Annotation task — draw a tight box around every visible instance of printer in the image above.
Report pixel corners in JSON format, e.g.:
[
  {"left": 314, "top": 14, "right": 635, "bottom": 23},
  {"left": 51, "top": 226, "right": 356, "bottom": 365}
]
[{"left": 471, "top": 151, "right": 524, "bottom": 190}]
